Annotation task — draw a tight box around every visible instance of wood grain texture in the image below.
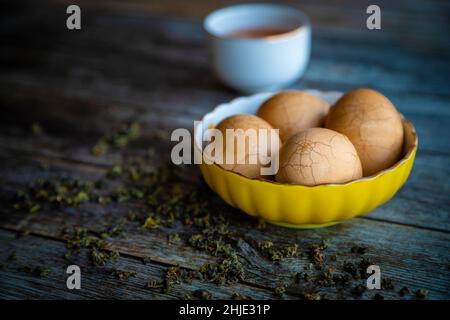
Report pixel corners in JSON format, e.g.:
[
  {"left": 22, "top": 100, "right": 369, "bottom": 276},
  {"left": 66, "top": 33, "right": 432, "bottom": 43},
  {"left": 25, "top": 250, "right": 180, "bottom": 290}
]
[
  {"left": 1, "top": 2, "right": 449, "bottom": 153},
  {"left": 0, "top": 89, "right": 448, "bottom": 231},
  {"left": 0, "top": 0, "right": 449, "bottom": 300},
  {"left": 0, "top": 229, "right": 286, "bottom": 300},
  {"left": 0, "top": 152, "right": 449, "bottom": 299}
]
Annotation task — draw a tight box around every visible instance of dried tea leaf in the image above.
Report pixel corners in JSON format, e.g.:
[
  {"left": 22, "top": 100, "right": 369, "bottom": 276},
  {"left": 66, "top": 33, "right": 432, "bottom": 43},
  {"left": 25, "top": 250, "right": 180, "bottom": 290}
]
[
  {"left": 164, "top": 267, "right": 181, "bottom": 293},
  {"left": 415, "top": 289, "right": 429, "bottom": 299},
  {"left": 168, "top": 233, "right": 181, "bottom": 245},
  {"left": 302, "top": 292, "right": 321, "bottom": 300},
  {"left": 91, "top": 121, "right": 141, "bottom": 156},
  {"left": 193, "top": 289, "right": 212, "bottom": 300},
  {"left": 147, "top": 280, "right": 164, "bottom": 289},
  {"left": 18, "top": 266, "right": 51, "bottom": 277},
  {"left": 31, "top": 122, "right": 44, "bottom": 135}
]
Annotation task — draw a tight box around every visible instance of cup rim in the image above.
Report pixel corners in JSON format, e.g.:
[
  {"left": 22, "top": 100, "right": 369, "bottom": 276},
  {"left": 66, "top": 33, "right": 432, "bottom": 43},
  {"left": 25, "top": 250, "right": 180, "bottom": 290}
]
[{"left": 203, "top": 3, "right": 311, "bottom": 42}]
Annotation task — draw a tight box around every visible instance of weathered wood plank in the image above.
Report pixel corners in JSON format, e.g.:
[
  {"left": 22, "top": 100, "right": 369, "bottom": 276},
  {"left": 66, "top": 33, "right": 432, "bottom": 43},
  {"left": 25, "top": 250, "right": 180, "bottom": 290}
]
[
  {"left": 1, "top": 40, "right": 449, "bottom": 112},
  {"left": 1, "top": 1, "right": 449, "bottom": 159},
  {"left": 0, "top": 76, "right": 449, "bottom": 157},
  {"left": 0, "top": 147, "right": 448, "bottom": 234},
  {"left": 1, "top": 4, "right": 449, "bottom": 153},
  {"left": 0, "top": 154, "right": 448, "bottom": 299},
  {"left": 1, "top": 1, "right": 449, "bottom": 98},
  {"left": 2, "top": 196, "right": 449, "bottom": 300},
  {"left": 1, "top": 21, "right": 449, "bottom": 98},
  {"left": 0, "top": 105, "right": 448, "bottom": 232},
  {"left": 0, "top": 229, "right": 286, "bottom": 300}
]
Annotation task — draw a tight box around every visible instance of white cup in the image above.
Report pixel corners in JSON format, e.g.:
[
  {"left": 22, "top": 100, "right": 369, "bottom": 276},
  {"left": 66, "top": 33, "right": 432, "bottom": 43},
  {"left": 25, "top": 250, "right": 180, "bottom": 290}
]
[{"left": 204, "top": 3, "right": 311, "bottom": 93}]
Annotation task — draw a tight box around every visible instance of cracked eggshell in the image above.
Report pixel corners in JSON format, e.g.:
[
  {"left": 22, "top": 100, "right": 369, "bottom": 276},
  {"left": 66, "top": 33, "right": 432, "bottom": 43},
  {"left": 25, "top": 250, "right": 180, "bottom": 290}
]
[
  {"left": 216, "top": 114, "right": 281, "bottom": 179},
  {"left": 325, "top": 88, "right": 404, "bottom": 176},
  {"left": 257, "top": 90, "right": 330, "bottom": 143},
  {"left": 276, "top": 128, "right": 363, "bottom": 186}
]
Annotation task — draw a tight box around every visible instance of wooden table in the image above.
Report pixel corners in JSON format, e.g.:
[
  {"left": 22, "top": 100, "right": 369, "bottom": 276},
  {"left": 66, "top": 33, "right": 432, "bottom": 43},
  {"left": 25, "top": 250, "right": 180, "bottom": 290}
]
[{"left": 0, "top": 0, "right": 449, "bottom": 300}]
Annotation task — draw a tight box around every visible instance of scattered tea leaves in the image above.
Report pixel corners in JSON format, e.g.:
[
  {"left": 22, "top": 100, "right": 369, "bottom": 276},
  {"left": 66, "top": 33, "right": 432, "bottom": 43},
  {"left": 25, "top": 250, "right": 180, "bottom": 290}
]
[
  {"left": 308, "top": 244, "right": 325, "bottom": 268},
  {"left": 343, "top": 258, "right": 375, "bottom": 280},
  {"left": 108, "top": 268, "right": 137, "bottom": 281},
  {"left": 8, "top": 129, "right": 420, "bottom": 300},
  {"left": 143, "top": 215, "right": 161, "bottom": 229},
  {"left": 147, "top": 280, "right": 164, "bottom": 289},
  {"left": 107, "top": 164, "right": 123, "bottom": 178},
  {"left": 197, "top": 252, "right": 245, "bottom": 285},
  {"left": 13, "top": 178, "right": 95, "bottom": 213},
  {"left": 316, "top": 268, "right": 335, "bottom": 286},
  {"left": 164, "top": 266, "right": 181, "bottom": 293},
  {"left": 91, "top": 248, "right": 119, "bottom": 266},
  {"left": 63, "top": 227, "right": 120, "bottom": 265},
  {"left": 92, "top": 121, "right": 141, "bottom": 156},
  {"left": 257, "top": 241, "right": 299, "bottom": 262},
  {"left": 415, "top": 289, "right": 429, "bottom": 299},
  {"left": 113, "top": 121, "right": 141, "bottom": 146}
]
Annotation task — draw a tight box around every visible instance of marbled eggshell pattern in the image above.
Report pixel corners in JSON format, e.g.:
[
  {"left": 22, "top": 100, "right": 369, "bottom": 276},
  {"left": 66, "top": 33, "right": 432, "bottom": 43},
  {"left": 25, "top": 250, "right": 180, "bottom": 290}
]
[
  {"left": 276, "top": 128, "right": 363, "bottom": 186},
  {"left": 325, "top": 88, "right": 404, "bottom": 176},
  {"left": 257, "top": 90, "right": 330, "bottom": 143},
  {"left": 216, "top": 114, "right": 281, "bottom": 179}
]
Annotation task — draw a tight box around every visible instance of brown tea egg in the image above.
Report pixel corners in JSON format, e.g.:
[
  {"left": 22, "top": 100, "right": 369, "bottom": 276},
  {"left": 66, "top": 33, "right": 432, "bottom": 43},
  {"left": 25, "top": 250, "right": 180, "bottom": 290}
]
[
  {"left": 276, "top": 128, "right": 363, "bottom": 186},
  {"left": 325, "top": 88, "right": 404, "bottom": 176},
  {"left": 215, "top": 114, "right": 281, "bottom": 179},
  {"left": 257, "top": 91, "right": 330, "bottom": 143}
]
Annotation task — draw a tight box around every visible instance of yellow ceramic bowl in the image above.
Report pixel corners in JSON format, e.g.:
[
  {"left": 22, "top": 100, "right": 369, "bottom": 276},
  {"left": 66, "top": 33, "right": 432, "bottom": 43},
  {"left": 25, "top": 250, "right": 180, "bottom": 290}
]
[{"left": 194, "top": 91, "right": 418, "bottom": 228}]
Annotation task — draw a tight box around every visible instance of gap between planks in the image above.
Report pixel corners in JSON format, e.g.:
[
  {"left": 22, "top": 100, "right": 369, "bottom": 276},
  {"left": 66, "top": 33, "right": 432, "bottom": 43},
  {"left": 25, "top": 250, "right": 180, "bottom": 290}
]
[
  {"left": 0, "top": 225, "right": 300, "bottom": 299},
  {"left": 1, "top": 145, "right": 449, "bottom": 234}
]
